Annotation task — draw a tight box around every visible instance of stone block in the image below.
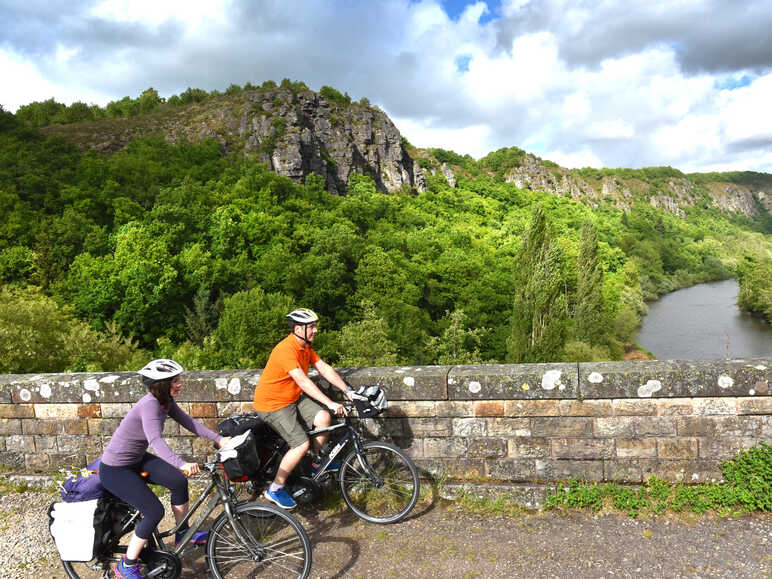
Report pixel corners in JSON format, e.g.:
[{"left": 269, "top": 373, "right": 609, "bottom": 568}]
[
  {"left": 487, "top": 459, "right": 536, "bottom": 481},
  {"left": 0, "top": 419, "right": 22, "bottom": 435},
  {"left": 474, "top": 401, "right": 505, "bottom": 417},
  {"left": 163, "top": 420, "right": 181, "bottom": 435},
  {"left": 87, "top": 418, "right": 118, "bottom": 435},
  {"left": 657, "top": 438, "right": 698, "bottom": 459},
  {"left": 552, "top": 439, "right": 614, "bottom": 459},
  {"left": 538, "top": 459, "right": 604, "bottom": 482},
  {"left": 6, "top": 434, "right": 35, "bottom": 452},
  {"left": 657, "top": 399, "right": 694, "bottom": 416},
  {"left": 435, "top": 401, "right": 474, "bottom": 417},
  {"left": 423, "top": 437, "right": 467, "bottom": 458},
  {"left": 406, "top": 417, "right": 452, "bottom": 437},
  {"left": 216, "top": 401, "right": 255, "bottom": 417},
  {"left": 34, "top": 403, "right": 79, "bottom": 418},
  {"left": 58, "top": 434, "right": 102, "bottom": 455},
  {"left": 26, "top": 452, "right": 50, "bottom": 472},
  {"left": 381, "top": 418, "right": 408, "bottom": 437},
  {"left": 714, "top": 416, "right": 763, "bottom": 437},
  {"left": 391, "top": 437, "right": 423, "bottom": 460},
  {"left": 532, "top": 417, "right": 593, "bottom": 438},
  {"left": 508, "top": 437, "right": 550, "bottom": 459},
  {"left": 580, "top": 358, "right": 772, "bottom": 399},
  {"left": 190, "top": 403, "right": 217, "bottom": 418},
  {"left": 636, "top": 417, "right": 677, "bottom": 436},
  {"left": 736, "top": 397, "right": 772, "bottom": 415},
  {"left": 560, "top": 400, "right": 613, "bottom": 417},
  {"left": 449, "top": 363, "right": 578, "bottom": 400},
  {"left": 344, "top": 365, "right": 449, "bottom": 400},
  {"left": 693, "top": 398, "right": 736, "bottom": 415},
  {"left": 616, "top": 439, "right": 657, "bottom": 458},
  {"left": 0, "top": 451, "right": 24, "bottom": 468},
  {"left": 505, "top": 400, "right": 560, "bottom": 417},
  {"left": 35, "top": 435, "right": 57, "bottom": 451},
  {"left": 641, "top": 459, "right": 723, "bottom": 484},
  {"left": 452, "top": 418, "right": 486, "bottom": 437},
  {"left": 100, "top": 403, "right": 132, "bottom": 418},
  {"left": 77, "top": 403, "right": 101, "bottom": 418},
  {"left": 698, "top": 437, "right": 757, "bottom": 459},
  {"left": 487, "top": 418, "right": 531, "bottom": 437},
  {"left": 604, "top": 460, "right": 642, "bottom": 483},
  {"left": 177, "top": 370, "right": 261, "bottom": 403},
  {"left": 0, "top": 404, "right": 34, "bottom": 418},
  {"left": 385, "top": 401, "right": 436, "bottom": 418},
  {"left": 192, "top": 437, "right": 219, "bottom": 458},
  {"left": 612, "top": 400, "right": 657, "bottom": 416},
  {"left": 594, "top": 417, "right": 635, "bottom": 438},
  {"left": 467, "top": 437, "right": 507, "bottom": 458},
  {"left": 49, "top": 454, "right": 87, "bottom": 471},
  {"left": 165, "top": 437, "right": 193, "bottom": 456},
  {"left": 414, "top": 458, "right": 485, "bottom": 480}
]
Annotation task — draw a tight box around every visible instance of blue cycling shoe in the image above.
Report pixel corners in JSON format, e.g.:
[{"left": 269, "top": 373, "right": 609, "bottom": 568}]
[
  {"left": 114, "top": 557, "right": 145, "bottom": 578},
  {"left": 264, "top": 487, "right": 297, "bottom": 509}
]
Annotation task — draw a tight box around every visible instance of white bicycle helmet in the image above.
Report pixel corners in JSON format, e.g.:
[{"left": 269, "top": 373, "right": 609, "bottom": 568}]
[
  {"left": 286, "top": 308, "right": 319, "bottom": 325},
  {"left": 138, "top": 359, "right": 184, "bottom": 381}
]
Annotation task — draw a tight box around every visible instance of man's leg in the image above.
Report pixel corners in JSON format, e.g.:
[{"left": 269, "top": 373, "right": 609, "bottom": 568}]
[
  {"left": 297, "top": 396, "right": 331, "bottom": 454},
  {"left": 274, "top": 439, "right": 310, "bottom": 485}
]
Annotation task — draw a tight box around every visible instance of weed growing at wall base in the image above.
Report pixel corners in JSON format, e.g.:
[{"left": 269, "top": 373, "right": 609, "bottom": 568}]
[{"left": 545, "top": 442, "right": 771, "bottom": 517}]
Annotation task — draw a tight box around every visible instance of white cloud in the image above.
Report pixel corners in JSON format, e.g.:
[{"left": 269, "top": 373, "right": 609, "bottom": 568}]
[
  {"left": 543, "top": 147, "right": 604, "bottom": 169},
  {"left": 720, "top": 74, "right": 772, "bottom": 146},
  {"left": 392, "top": 115, "right": 492, "bottom": 159}
]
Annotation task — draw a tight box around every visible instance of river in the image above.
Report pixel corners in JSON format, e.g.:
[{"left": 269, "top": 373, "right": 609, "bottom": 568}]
[{"left": 636, "top": 279, "right": 772, "bottom": 360}]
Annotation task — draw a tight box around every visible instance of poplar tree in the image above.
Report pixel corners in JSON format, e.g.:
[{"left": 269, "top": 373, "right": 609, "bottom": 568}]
[
  {"left": 574, "top": 221, "right": 609, "bottom": 346},
  {"left": 507, "top": 206, "right": 568, "bottom": 363}
]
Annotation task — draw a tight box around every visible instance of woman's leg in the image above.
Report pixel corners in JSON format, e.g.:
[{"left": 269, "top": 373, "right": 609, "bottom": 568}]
[
  {"left": 99, "top": 461, "right": 165, "bottom": 560},
  {"left": 140, "top": 454, "right": 190, "bottom": 526}
]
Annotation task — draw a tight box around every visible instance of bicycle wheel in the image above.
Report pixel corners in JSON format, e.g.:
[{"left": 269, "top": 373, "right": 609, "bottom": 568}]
[
  {"left": 62, "top": 558, "right": 120, "bottom": 578},
  {"left": 339, "top": 441, "right": 420, "bottom": 524},
  {"left": 206, "top": 501, "right": 312, "bottom": 579}
]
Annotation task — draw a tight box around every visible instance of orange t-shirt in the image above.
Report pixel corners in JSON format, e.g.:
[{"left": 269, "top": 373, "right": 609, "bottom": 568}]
[{"left": 253, "top": 334, "right": 321, "bottom": 412}]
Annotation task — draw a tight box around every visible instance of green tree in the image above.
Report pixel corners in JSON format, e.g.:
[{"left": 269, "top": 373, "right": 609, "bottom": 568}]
[
  {"left": 507, "top": 206, "right": 568, "bottom": 362},
  {"left": 425, "top": 309, "right": 486, "bottom": 365},
  {"left": 211, "top": 287, "right": 293, "bottom": 368},
  {"left": 337, "top": 300, "right": 399, "bottom": 367},
  {"left": 573, "top": 221, "right": 609, "bottom": 346}
]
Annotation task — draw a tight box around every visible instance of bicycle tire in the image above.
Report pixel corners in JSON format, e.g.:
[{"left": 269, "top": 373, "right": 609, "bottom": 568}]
[
  {"left": 206, "top": 501, "right": 312, "bottom": 579},
  {"left": 339, "top": 440, "right": 420, "bottom": 524}
]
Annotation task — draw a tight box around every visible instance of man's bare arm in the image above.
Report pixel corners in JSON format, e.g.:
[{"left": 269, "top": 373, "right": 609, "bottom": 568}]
[{"left": 288, "top": 367, "right": 345, "bottom": 414}]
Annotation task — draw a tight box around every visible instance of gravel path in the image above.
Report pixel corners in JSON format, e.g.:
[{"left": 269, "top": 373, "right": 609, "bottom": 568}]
[{"left": 6, "top": 487, "right": 770, "bottom": 578}]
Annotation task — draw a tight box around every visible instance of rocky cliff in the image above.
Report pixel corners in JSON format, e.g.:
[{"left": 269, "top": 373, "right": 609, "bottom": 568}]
[{"left": 44, "top": 87, "right": 425, "bottom": 196}]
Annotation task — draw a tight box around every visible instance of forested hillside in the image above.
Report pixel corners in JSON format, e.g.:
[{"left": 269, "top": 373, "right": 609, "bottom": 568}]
[{"left": 1, "top": 86, "right": 770, "bottom": 373}]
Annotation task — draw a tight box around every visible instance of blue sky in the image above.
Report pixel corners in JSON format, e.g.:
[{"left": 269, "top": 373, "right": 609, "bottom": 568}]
[{"left": 2, "top": 0, "right": 772, "bottom": 173}]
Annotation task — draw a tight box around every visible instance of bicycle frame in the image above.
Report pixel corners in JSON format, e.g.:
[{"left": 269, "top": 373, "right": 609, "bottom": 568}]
[{"left": 305, "top": 416, "right": 382, "bottom": 486}]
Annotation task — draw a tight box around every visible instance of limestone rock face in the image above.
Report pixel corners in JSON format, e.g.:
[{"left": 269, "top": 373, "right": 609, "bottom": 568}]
[{"left": 501, "top": 154, "right": 770, "bottom": 219}]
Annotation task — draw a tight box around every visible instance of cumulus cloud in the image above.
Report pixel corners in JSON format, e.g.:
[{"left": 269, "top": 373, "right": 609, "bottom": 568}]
[{"left": 1, "top": 0, "right": 771, "bottom": 172}]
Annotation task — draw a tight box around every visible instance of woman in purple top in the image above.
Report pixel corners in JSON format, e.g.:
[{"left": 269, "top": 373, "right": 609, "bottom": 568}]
[{"left": 100, "top": 359, "right": 229, "bottom": 579}]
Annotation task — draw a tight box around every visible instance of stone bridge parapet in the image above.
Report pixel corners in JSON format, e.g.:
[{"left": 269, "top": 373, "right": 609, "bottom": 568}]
[{"left": 1, "top": 358, "right": 769, "bottom": 503}]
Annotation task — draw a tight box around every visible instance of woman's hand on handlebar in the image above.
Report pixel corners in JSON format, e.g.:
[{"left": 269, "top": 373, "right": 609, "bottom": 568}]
[{"left": 181, "top": 462, "right": 200, "bottom": 476}]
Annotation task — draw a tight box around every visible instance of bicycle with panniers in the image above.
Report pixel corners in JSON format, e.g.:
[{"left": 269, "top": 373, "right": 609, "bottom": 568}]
[
  {"left": 49, "top": 436, "right": 312, "bottom": 579},
  {"left": 219, "top": 385, "right": 420, "bottom": 524}
]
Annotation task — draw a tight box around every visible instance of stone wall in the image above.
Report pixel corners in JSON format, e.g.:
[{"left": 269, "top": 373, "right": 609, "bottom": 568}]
[{"left": 1, "top": 359, "right": 769, "bottom": 492}]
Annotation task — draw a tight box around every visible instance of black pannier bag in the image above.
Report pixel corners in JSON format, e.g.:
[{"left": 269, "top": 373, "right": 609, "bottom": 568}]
[
  {"left": 217, "top": 412, "right": 277, "bottom": 439},
  {"left": 217, "top": 429, "right": 261, "bottom": 482}
]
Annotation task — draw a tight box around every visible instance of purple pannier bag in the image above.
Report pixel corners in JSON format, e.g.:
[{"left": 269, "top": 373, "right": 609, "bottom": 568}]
[{"left": 60, "top": 458, "right": 103, "bottom": 502}]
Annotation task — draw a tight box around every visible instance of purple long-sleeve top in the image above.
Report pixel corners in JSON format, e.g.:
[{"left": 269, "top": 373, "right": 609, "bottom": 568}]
[{"left": 101, "top": 393, "right": 222, "bottom": 469}]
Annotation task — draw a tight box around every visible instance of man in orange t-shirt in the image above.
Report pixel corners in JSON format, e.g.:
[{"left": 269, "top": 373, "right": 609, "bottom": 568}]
[{"left": 254, "top": 308, "right": 353, "bottom": 509}]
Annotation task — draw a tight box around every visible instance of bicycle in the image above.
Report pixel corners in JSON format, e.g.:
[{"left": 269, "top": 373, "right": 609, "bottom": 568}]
[
  {"left": 222, "top": 395, "right": 421, "bottom": 525},
  {"left": 58, "top": 456, "right": 312, "bottom": 579}
]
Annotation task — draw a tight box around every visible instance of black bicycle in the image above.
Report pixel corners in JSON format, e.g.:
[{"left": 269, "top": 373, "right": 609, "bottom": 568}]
[
  {"left": 221, "top": 397, "right": 420, "bottom": 525},
  {"left": 59, "top": 459, "right": 312, "bottom": 578}
]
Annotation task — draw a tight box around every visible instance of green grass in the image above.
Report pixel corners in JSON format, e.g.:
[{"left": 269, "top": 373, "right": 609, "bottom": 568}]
[{"left": 545, "top": 442, "right": 771, "bottom": 517}]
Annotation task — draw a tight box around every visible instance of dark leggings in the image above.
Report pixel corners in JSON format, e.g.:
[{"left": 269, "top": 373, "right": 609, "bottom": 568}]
[{"left": 99, "top": 454, "right": 189, "bottom": 540}]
